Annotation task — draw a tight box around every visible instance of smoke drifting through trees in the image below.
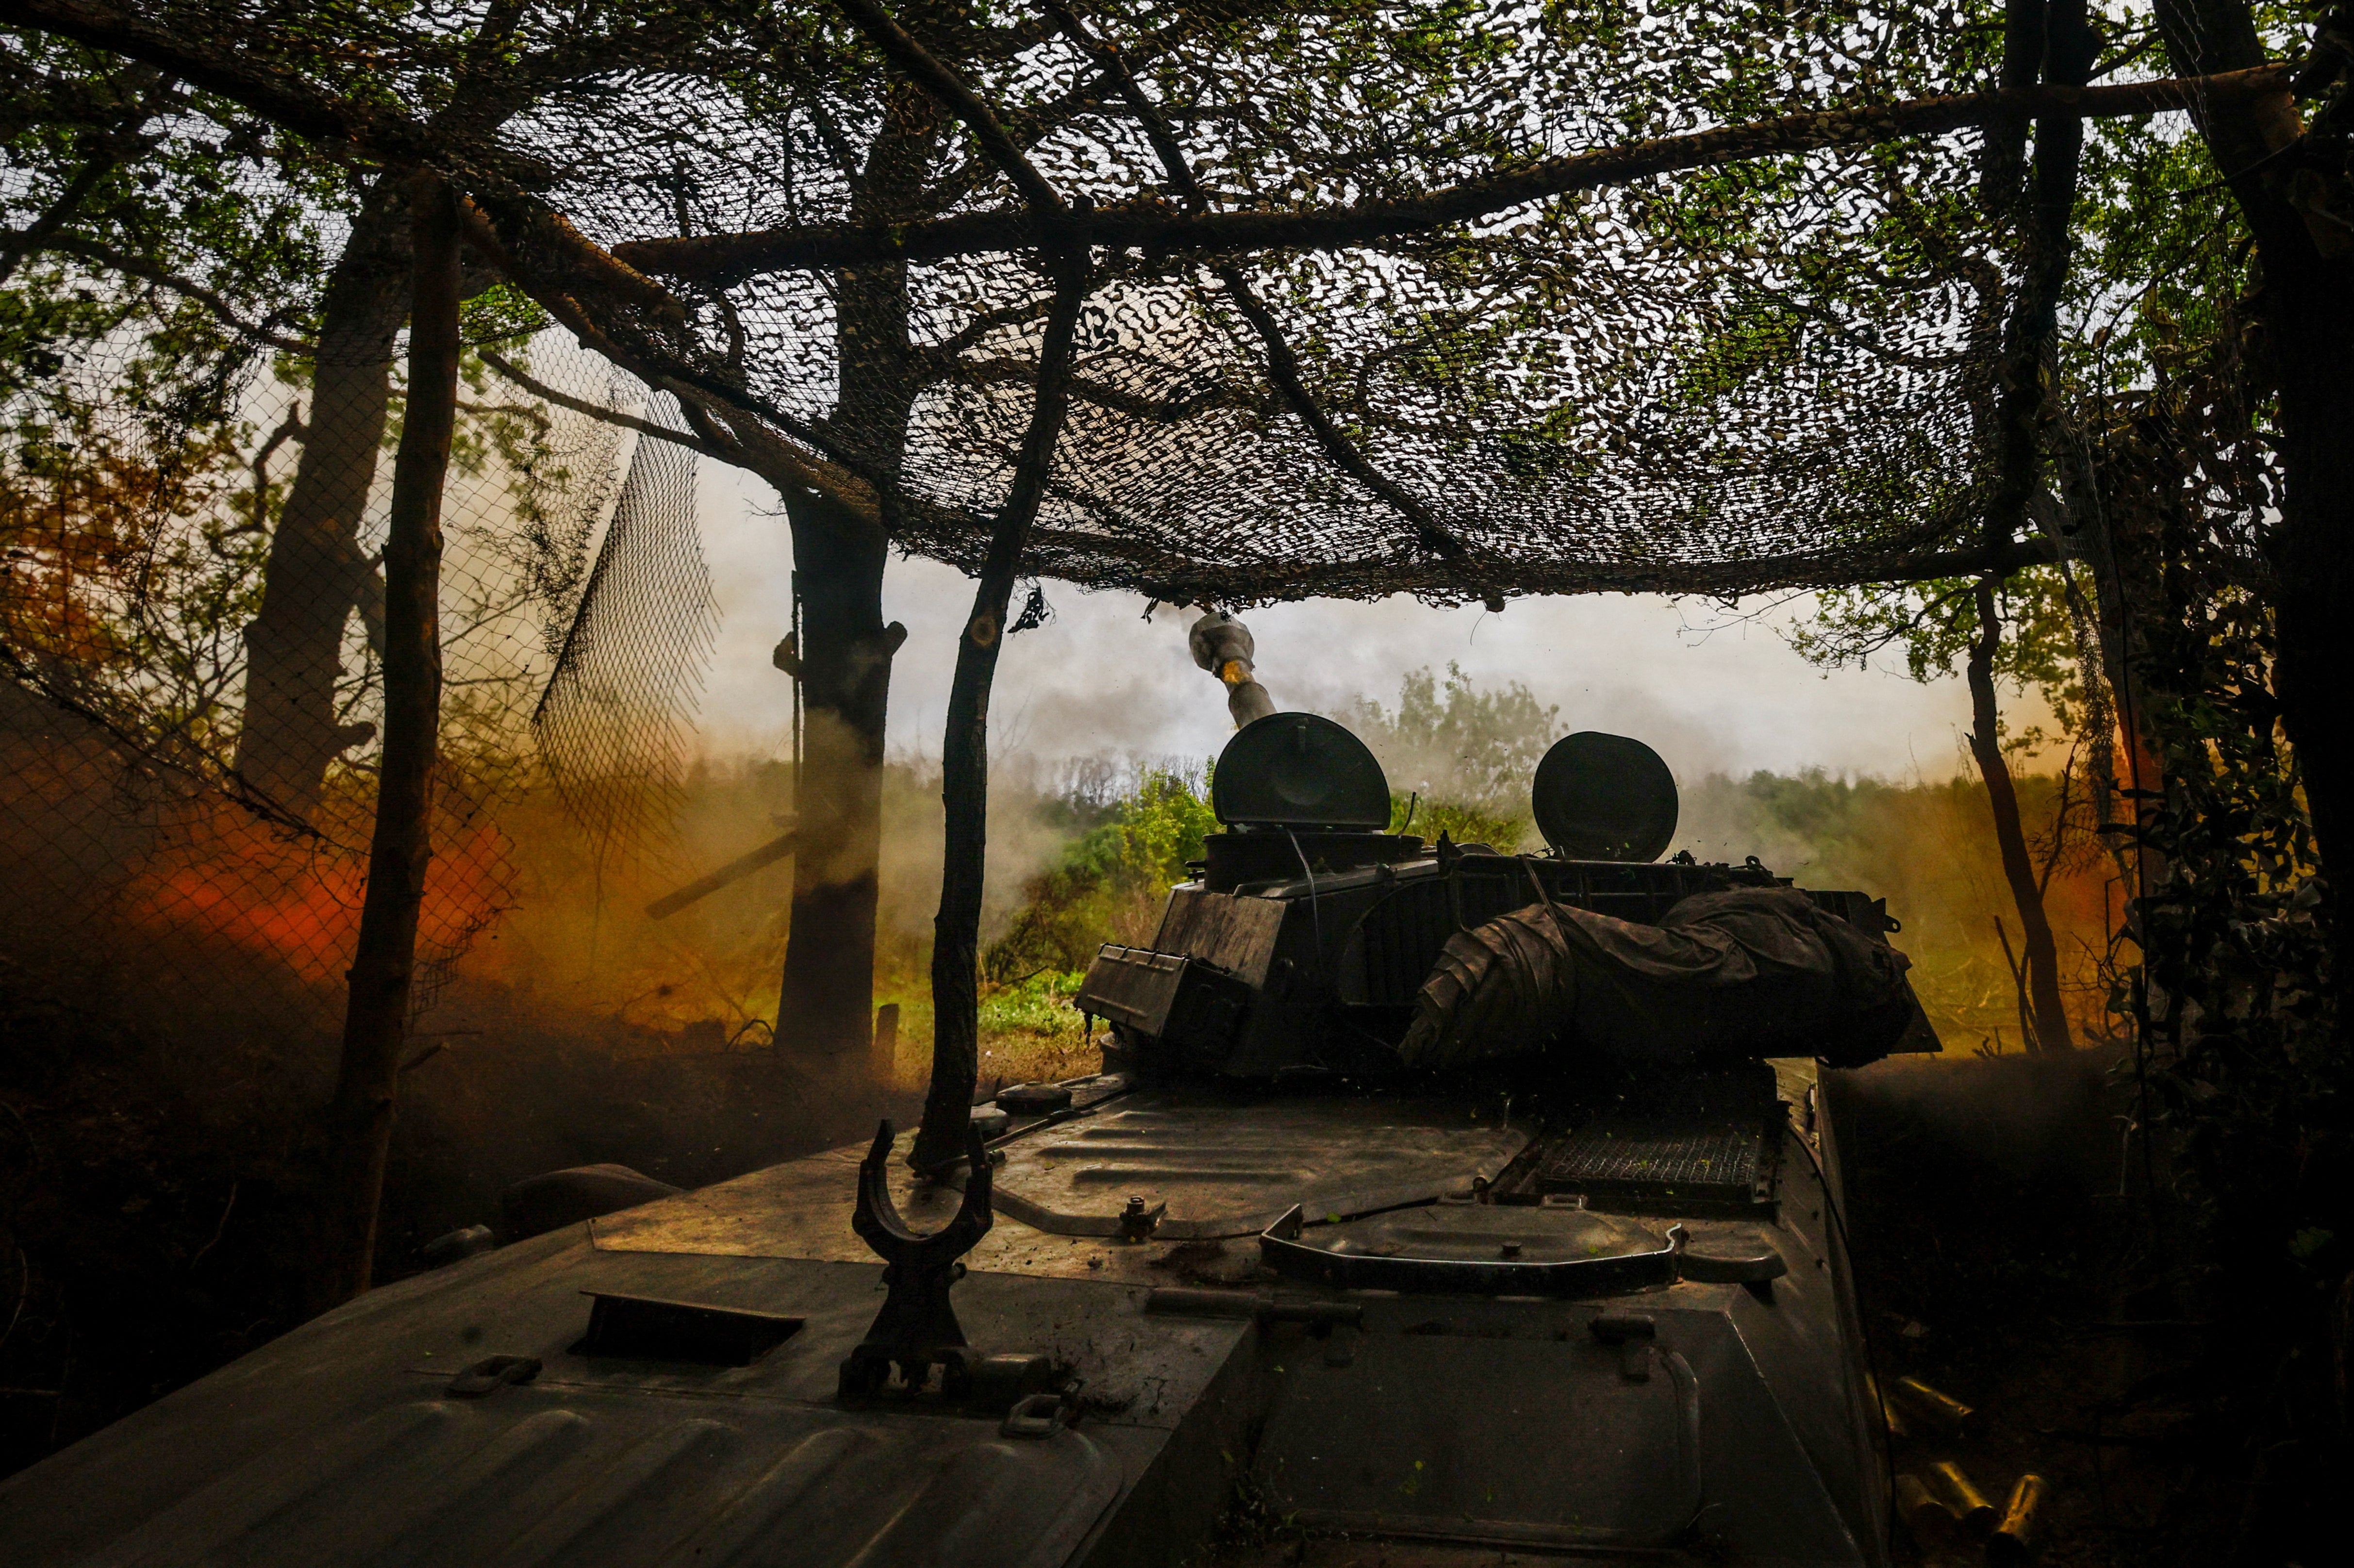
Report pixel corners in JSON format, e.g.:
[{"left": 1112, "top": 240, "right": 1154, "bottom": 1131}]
[{"left": 2, "top": 6, "right": 2343, "bottom": 1539}]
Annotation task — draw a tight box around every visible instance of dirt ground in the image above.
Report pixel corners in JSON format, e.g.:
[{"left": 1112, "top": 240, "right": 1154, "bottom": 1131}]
[{"left": 1828, "top": 1047, "right": 2253, "bottom": 1568}]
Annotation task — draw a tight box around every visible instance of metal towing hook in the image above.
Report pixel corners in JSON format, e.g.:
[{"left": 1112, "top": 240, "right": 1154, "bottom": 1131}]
[{"left": 838, "top": 1120, "right": 1059, "bottom": 1422}]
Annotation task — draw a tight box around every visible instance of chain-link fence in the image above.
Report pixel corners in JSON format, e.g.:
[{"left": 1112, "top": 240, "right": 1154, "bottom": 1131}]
[{"left": 1, "top": 307, "right": 713, "bottom": 1052}]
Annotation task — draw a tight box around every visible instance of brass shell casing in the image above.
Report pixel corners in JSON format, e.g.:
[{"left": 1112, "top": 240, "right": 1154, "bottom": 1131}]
[
  {"left": 1893, "top": 1374, "right": 1975, "bottom": 1436},
  {"left": 1987, "top": 1473, "right": 2051, "bottom": 1564},
  {"left": 1894, "top": 1472, "right": 1957, "bottom": 1547},
  {"left": 1867, "top": 1371, "right": 1909, "bottom": 1437},
  {"left": 1927, "top": 1459, "right": 1999, "bottom": 1536}
]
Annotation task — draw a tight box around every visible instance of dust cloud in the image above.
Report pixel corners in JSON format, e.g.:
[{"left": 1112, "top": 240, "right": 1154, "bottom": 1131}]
[{"left": 388, "top": 514, "right": 2116, "bottom": 1101}]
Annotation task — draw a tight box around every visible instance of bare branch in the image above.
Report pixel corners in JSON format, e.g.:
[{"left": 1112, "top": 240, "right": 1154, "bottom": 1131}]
[
  {"left": 1004, "top": 516, "right": 2075, "bottom": 608},
  {"left": 475, "top": 349, "right": 729, "bottom": 462},
  {"left": 1037, "top": 1, "right": 1203, "bottom": 210},
  {"left": 0, "top": 0, "right": 556, "bottom": 186},
  {"left": 615, "top": 65, "right": 2293, "bottom": 280},
  {"left": 950, "top": 355, "right": 1248, "bottom": 422},
  {"left": 0, "top": 151, "right": 121, "bottom": 286},
  {"left": 925, "top": 295, "right": 1055, "bottom": 363},
  {"left": 1215, "top": 266, "right": 1474, "bottom": 572},
  {"left": 829, "top": 0, "right": 1069, "bottom": 224},
  {"left": 34, "top": 236, "right": 314, "bottom": 352}
]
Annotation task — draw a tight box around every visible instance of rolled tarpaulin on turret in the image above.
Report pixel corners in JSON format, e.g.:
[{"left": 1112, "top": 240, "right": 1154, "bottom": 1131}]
[{"left": 1397, "top": 886, "right": 1921, "bottom": 1073}]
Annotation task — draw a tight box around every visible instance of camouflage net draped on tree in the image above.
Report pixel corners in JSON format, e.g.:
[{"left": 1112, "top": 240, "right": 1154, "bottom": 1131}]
[
  {"left": 506, "top": 0, "right": 2105, "bottom": 605},
  {"left": 7, "top": 0, "right": 2352, "bottom": 1518},
  {"left": 0, "top": 278, "right": 706, "bottom": 1033},
  {"left": 8, "top": 0, "right": 2286, "bottom": 619},
  {"left": 2, "top": 0, "right": 2344, "bottom": 1370},
  {"left": 0, "top": 0, "right": 2302, "bottom": 1055}
]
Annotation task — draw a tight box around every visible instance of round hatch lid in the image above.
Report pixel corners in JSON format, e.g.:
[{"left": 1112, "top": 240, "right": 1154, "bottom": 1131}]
[
  {"left": 1211, "top": 712, "right": 1392, "bottom": 832},
  {"left": 1531, "top": 732, "right": 1679, "bottom": 861},
  {"left": 1677, "top": 1236, "right": 1789, "bottom": 1284},
  {"left": 1259, "top": 1202, "right": 1676, "bottom": 1295}
]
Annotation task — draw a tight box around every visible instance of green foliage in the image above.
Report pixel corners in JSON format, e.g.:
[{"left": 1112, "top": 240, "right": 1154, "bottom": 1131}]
[
  {"left": 0, "top": 388, "right": 268, "bottom": 743},
  {"left": 1680, "top": 763, "right": 2122, "bottom": 1050},
  {"left": 1089, "top": 765, "right": 1222, "bottom": 890},
  {"left": 978, "top": 968, "right": 1089, "bottom": 1035},
  {"left": 1790, "top": 565, "right": 2091, "bottom": 757},
  {"left": 1390, "top": 791, "right": 1524, "bottom": 852},
  {"left": 2129, "top": 593, "right": 2342, "bottom": 1292},
  {"left": 1732, "top": 768, "right": 1918, "bottom": 855},
  {"left": 2, "top": 37, "right": 343, "bottom": 420},
  {"left": 1346, "top": 662, "right": 1557, "bottom": 834},
  {"left": 459, "top": 282, "right": 551, "bottom": 348},
  {"left": 987, "top": 665, "right": 1566, "bottom": 982},
  {"left": 976, "top": 969, "right": 1097, "bottom": 1086},
  {"left": 2, "top": 35, "right": 350, "bottom": 761},
  {"left": 1666, "top": 301, "right": 1805, "bottom": 411},
  {"left": 982, "top": 764, "right": 1218, "bottom": 981}
]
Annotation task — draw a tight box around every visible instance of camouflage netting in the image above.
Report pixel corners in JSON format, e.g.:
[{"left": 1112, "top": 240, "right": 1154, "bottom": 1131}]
[
  {"left": 532, "top": 396, "right": 718, "bottom": 872},
  {"left": 513, "top": 0, "right": 2032, "bottom": 605},
  {"left": 2, "top": 0, "right": 2261, "bottom": 1026},
  {"left": 0, "top": 307, "right": 703, "bottom": 1029},
  {"left": 5, "top": 0, "right": 2138, "bottom": 610}
]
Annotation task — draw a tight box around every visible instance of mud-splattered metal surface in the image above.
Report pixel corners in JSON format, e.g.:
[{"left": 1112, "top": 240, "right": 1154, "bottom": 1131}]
[
  {"left": 588, "top": 1143, "right": 1198, "bottom": 1285},
  {"left": 0, "top": 1228, "right": 1261, "bottom": 1568},
  {"left": 592, "top": 1092, "right": 1532, "bottom": 1261},
  {"left": 5, "top": 1086, "right": 1887, "bottom": 1568},
  {"left": 976, "top": 1093, "right": 1532, "bottom": 1238}
]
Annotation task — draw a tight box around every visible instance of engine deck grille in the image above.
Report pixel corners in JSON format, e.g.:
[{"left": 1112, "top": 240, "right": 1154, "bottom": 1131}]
[{"left": 1537, "top": 1122, "right": 1767, "bottom": 1198}]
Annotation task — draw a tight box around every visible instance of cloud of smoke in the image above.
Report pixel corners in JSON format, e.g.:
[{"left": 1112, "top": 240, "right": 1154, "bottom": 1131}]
[{"left": 438, "top": 459, "right": 2105, "bottom": 1078}]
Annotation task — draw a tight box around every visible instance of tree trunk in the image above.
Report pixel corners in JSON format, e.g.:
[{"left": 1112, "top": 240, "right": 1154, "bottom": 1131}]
[
  {"left": 2267, "top": 255, "right": 2354, "bottom": 869},
  {"left": 2062, "top": 427, "right": 2173, "bottom": 896},
  {"left": 771, "top": 93, "right": 938, "bottom": 1060},
  {"left": 1984, "top": 0, "right": 2089, "bottom": 558},
  {"left": 318, "top": 171, "right": 460, "bottom": 1304},
  {"left": 776, "top": 483, "right": 903, "bottom": 1056},
  {"left": 1969, "top": 578, "right": 2074, "bottom": 1054},
  {"left": 2153, "top": 1, "right": 2354, "bottom": 871},
  {"left": 235, "top": 173, "right": 410, "bottom": 821},
  {"left": 2256, "top": 190, "right": 2354, "bottom": 882},
  {"left": 912, "top": 273, "right": 1088, "bottom": 1170}
]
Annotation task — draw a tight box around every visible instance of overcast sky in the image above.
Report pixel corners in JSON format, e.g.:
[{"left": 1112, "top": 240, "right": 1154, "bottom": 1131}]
[{"left": 689, "top": 463, "right": 2003, "bottom": 787}]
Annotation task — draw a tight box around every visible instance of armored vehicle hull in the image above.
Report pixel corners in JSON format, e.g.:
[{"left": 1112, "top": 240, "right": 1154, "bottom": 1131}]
[
  {"left": 0, "top": 1064, "right": 1892, "bottom": 1567},
  {"left": 1, "top": 718, "right": 1918, "bottom": 1565}
]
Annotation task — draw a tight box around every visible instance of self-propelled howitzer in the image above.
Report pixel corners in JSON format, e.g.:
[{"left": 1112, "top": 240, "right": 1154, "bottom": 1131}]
[{"left": 0, "top": 716, "right": 1932, "bottom": 1568}]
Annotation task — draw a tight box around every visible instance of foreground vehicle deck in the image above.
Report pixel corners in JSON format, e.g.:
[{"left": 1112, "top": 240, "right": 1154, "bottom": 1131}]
[{"left": 0, "top": 1073, "right": 1890, "bottom": 1568}]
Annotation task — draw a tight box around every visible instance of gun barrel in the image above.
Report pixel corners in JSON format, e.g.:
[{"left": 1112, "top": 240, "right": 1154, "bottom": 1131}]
[{"left": 1188, "top": 610, "right": 1276, "bottom": 726}]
